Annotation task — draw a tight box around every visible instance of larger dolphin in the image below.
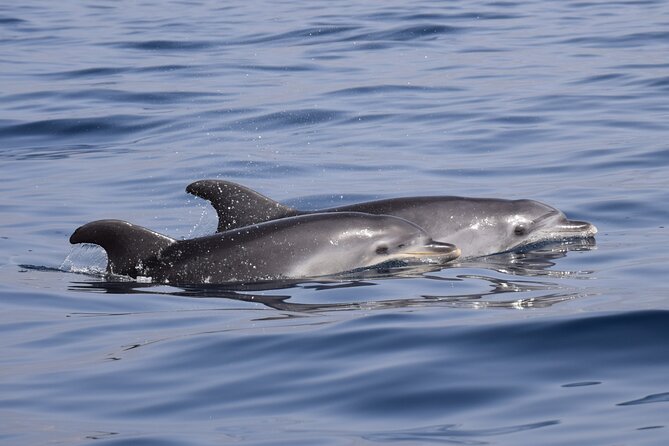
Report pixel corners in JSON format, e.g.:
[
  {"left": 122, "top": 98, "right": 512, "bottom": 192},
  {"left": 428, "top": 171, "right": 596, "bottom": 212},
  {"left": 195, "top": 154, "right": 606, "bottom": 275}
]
[
  {"left": 70, "top": 212, "right": 460, "bottom": 284},
  {"left": 186, "top": 180, "right": 597, "bottom": 259}
]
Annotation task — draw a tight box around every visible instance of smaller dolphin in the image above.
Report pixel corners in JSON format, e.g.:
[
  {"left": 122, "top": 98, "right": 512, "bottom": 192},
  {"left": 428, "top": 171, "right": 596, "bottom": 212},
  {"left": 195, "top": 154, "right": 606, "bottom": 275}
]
[
  {"left": 186, "top": 180, "right": 598, "bottom": 259},
  {"left": 70, "top": 212, "right": 460, "bottom": 284}
]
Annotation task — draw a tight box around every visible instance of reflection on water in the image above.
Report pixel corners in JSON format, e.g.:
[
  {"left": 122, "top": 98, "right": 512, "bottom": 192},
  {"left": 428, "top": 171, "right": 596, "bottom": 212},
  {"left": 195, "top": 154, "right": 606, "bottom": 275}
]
[
  {"left": 64, "top": 238, "right": 597, "bottom": 313},
  {"left": 458, "top": 237, "right": 597, "bottom": 278}
]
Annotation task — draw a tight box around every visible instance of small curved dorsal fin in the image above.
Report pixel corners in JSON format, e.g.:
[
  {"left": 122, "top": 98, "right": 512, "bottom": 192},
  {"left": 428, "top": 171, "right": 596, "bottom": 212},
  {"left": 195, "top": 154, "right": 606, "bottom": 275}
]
[
  {"left": 70, "top": 219, "right": 175, "bottom": 277},
  {"left": 186, "top": 180, "right": 300, "bottom": 232}
]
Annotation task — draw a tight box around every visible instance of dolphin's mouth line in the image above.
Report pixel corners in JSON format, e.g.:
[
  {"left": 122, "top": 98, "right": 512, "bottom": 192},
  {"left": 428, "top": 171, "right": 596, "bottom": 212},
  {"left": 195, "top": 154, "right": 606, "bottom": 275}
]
[
  {"left": 404, "top": 249, "right": 460, "bottom": 256},
  {"left": 533, "top": 211, "right": 598, "bottom": 236},
  {"left": 403, "top": 241, "right": 461, "bottom": 261},
  {"left": 509, "top": 235, "right": 597, "bottom": 254},
  {"left": 522, "top": 232, "right": 597, "bottom": 248},
  {"left": 510, "top": 219, "right": 598, "bottom": 252}
]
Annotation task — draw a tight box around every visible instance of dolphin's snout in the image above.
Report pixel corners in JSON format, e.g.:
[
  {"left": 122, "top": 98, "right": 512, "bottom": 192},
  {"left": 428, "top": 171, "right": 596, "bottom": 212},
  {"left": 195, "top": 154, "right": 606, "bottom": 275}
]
[
  {"left": 561, "top": 220, "right": 598, "bottom": 236},
  {"left": 426, "top": 240, "right": 459, "bottom": 253},
  {"left": 405, "top": 240, "right": 461, "bottom": 262}
]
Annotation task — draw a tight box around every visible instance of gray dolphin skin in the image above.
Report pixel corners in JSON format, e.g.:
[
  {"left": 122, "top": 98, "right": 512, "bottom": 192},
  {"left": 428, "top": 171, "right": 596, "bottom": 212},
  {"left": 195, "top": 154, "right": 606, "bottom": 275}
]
[
  {"left": 70, "top": 212, "right": 460, "bottom": 284},
  {"left": 186, "top": 180, "right": 598, "bottom": 259}
]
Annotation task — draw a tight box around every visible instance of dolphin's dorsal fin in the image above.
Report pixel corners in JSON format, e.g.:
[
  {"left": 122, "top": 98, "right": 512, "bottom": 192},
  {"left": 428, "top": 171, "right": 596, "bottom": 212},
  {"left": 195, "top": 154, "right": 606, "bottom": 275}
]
[
  {"left": 70, "top": 219, "right": 175, "bottom": 277},
  {"left": 186, "top": 180, "right": 300, "bottom": 232}
]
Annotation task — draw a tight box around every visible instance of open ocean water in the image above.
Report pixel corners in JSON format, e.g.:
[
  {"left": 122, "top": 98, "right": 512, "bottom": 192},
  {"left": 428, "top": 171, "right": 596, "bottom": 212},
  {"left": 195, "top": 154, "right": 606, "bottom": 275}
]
[{"left": 1, "top": 1, "right": 669, "bottom": 444}]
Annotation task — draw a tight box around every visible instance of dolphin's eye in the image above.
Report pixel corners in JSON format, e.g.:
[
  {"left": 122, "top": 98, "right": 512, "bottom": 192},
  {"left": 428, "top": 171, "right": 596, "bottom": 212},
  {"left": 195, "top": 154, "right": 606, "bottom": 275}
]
[
  {"left": 514, "top": 225, "right": 527, "bottom": 236},
  {"left": 375, "top": 245, "right": 389, "bottom": 255}
]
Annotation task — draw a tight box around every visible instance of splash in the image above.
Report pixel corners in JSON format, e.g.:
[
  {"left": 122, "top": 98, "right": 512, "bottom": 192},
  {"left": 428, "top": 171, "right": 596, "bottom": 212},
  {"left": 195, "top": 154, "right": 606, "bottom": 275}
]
[
  {"left": 60, "top": 243, "right": 107, "bottom": 276},
  {"left": 185, "top": 203, "right": 216, "bottom": 238}
]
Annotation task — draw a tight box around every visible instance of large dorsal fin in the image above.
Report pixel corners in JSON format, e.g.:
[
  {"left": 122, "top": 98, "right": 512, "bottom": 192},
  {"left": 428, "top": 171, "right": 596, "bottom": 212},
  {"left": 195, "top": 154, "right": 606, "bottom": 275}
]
[
  {"left": 70, "top": 219, "right": 175, "bottom": 277},
  {"left": 186, "top": 180, "right": 300, "bottom": 232}
]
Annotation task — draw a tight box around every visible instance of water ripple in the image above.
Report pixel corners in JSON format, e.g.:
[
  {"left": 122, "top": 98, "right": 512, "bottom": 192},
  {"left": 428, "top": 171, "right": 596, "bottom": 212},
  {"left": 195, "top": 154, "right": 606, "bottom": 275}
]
[
  {"left": 363, "top": 420, "right": 560, "bottom": 443},
  {"left": 346, "top": 24, "right": 465, "bottom": 42},
  {"left": 231, "top": 109, "right": 345, "bottom": 131},
  {"left": 326, "top": 84, "right": 463, "bottom": 96},
  {"left": 561, "top": 31, "right": 669, "bottom": 48},
  {"left": 112, "top": 39, "right": 216, "bottom": 51},
  {"left": 0, "top": 16, "right": 27, "bottom": 25},
  {"left": 1, "top": 115, "right": 168, "bottom": 141},
  {"left": 238, "top": 25, "right": 360, "bottom": 45},
  {"left": 618, "top": 392, "right": 669, "bottom": 407}
]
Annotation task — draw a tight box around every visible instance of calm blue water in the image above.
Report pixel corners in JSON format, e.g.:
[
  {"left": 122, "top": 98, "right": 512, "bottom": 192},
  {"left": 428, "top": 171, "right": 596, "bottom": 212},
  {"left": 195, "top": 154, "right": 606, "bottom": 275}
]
[{"left": 2, "top": 1, "right": 669, "bottom": 444}]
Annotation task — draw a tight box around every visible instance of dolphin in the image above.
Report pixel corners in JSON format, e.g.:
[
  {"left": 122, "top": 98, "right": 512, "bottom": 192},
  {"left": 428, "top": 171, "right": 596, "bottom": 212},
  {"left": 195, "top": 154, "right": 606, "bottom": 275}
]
[
  {"left": 69, "top": 212, "right": 460, "bottom": 284},
  {"left": 186, "top": 180, "right": 598, "bottom": 259}
]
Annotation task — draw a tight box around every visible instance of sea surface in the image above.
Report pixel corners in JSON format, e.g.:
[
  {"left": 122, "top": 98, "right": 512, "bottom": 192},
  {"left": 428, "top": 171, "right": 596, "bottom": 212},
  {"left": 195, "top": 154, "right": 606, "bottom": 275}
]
[{"left": 2, "top": 1, "right": 669, "bottom": 444}]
